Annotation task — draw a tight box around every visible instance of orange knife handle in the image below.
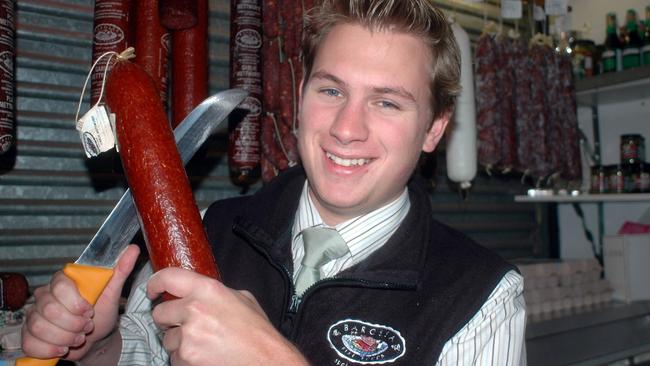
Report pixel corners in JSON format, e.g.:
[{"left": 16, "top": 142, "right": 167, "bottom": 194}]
[
  {"left": 15, "top": 358, "right": 58, "bottom": 366},
  {"left": 62, "top": 263, "right": 115, "bottom": 305},
  {"left": 16, "top": 264, "right": 114, "bottom": 366}
]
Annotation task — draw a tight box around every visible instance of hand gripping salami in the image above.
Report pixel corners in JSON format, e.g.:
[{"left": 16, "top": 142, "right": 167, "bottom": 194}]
[
  {"left": 171, "top": 0, "right": 208, "bottom": 128},
  {"left": 134, "top": 0, "right": 170, "bottom": 105},
  {"left": 159, "top": 0, "right": 198, "bottom": 30},
  {"left": 0, "top": 0, "right": 15, "bottom": 157},
  {"left": 91, "top": 0, "right": 133, "bottom": 104},
  {"left": 228, "top": 0, "right": 262, "bottom": 186},
  {"left": 105, "top": 54, "right": 219, "bottom": 279}
]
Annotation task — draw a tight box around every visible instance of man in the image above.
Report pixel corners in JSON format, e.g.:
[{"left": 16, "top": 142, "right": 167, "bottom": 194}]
[{"left": 22, "top": 0, "right": 526, "bottom": 364}]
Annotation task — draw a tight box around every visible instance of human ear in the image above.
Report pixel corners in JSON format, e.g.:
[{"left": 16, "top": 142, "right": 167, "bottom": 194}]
[{"left": 422, "top": 112, "right": 451, "bottom": 153}]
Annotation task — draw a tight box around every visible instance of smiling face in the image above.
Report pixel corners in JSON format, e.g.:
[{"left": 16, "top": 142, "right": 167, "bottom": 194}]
[{"left": 298, "top": 23, "right": 450, "bottom": 226}]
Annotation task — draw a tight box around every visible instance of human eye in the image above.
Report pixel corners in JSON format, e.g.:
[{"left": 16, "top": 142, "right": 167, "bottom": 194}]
[
  {"left": 376, "top": 99, "right": 400, "bottom": 110},
  {"left": 319, "top": 88, "right": 342, "bottom": 98}
]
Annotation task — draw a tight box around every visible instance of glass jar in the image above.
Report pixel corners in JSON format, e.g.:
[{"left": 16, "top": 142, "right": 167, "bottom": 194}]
[
  {"left": 607, "top": 164, "right": 625, "bottom": 193},
  {"left": 621, "top": 134, "right": 645, "bottom": 164},
  {"left": 590, "top": 165, "right": 607, "bottom": 193},
  {"left": 573, "top": 40, "right": 596, "bottom": 79}
]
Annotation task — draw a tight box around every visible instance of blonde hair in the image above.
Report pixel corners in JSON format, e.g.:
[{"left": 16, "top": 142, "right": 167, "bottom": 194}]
[{"left": 302, "top": 0, "right": 461, "bottom": 121}]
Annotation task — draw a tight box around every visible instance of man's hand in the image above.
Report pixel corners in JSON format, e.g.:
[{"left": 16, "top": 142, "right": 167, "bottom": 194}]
[
  {"left": 147, "top": 267, "right": 309, "bottom": 366},
  {"left": 21, "top": 244, "right": 140, "bottom": 360}
]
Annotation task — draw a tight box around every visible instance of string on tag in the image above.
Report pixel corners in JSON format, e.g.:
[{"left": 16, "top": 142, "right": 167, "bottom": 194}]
[{"left": 75, "top": 47, "right": 136, "bottom": 129}]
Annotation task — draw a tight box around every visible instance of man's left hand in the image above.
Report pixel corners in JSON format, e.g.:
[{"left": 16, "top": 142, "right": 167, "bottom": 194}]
[{"left": 147, "top": 267, "right": 309, "bottom": 366}]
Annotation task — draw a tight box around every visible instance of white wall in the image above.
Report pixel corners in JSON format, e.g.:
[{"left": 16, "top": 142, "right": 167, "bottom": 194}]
[{"left": 568, "top": 0, "right": 646, "bottom": 44}]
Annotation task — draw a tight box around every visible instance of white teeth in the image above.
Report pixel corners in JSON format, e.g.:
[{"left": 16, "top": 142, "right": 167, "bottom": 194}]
[{"left": 326, "top": 152, "right": 370, "bottom": 167}]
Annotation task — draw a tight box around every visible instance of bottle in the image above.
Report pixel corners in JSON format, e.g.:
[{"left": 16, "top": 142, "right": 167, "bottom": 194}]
[
  {"left": 622, "top": 9, "right": 643, "bottom": 69},
  {"left": 643, "top": 6, "right": 650, "bottom": 65},
  {"left": 603, "top": 12, "right": 623, "bottom": 72}
]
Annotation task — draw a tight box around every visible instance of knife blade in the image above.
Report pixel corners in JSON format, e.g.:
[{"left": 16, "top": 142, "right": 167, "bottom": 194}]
[{"left": 16, "top": 88, "right": 247, "bottom": 366}]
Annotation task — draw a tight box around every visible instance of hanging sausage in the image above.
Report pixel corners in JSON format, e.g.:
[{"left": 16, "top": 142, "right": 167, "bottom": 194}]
[
  {"left": 475, "top": 32, "right": 502, "bottom": 173},
  {"left": 557, "top": 52, "right": 582, "bottom": 182},
  {"left": 527, "top": 40, "right": 553, "bottom": 181},
  {"left": 228, "top": 0, "right": 262, "bottom": 186},
  {"left": 91, "top": 0, "right": 133, "bottom": 104},
  {"left": 496, "top": 36, "right": 519, "bottom": 173},
  {"left": 259, "top": 0, "right": 304, "bottom": 183},
  {"left": 513, "top": 37, "right": 536, "bottom": 178},
  {"left": 134, "top": 0, "right": 170, "bottom": 106},
  {"left": 260, "top": 0, "right": 287, "bottom": 182},
  {"left": 159, "top": 0, "right": 198, "bottom": 30},
  {"left": 0, "top": 0, "right": 15, "bottom": 157},
  {"left": 447, "top": 22, "right": 476, "bottom": 189},
  {"left": 171, "top": 0, "right": 208, "bottom": 127}
]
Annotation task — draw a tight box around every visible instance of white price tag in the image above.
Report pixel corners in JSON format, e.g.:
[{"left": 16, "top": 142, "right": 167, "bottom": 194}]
[
  {"left": 77, "top": 105, "right": 116, "bottom": 158},
  {"left": 501, "top": 0, "right": 522, "bottom": 19},
  {"left": 545, "top": 0, "right": 568, "bottom": 16},
  {"left": 533, "top": 5, "right": 546, "bottom": 21}
]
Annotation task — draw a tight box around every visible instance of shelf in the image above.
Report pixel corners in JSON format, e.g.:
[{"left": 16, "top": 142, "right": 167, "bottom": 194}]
[
  {"left": 526, "top": 301, "right": 650, "bottom": 366},
  {"left": 514, "top": 193, "right": 650, "bottom": 203},
  {"left": 576, "top": 65, "right": 650, "bottom": 106}
]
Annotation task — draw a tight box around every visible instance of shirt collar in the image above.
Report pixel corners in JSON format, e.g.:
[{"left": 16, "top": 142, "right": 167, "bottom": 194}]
[{"left": 292, "top": 181, "right": 411, "bottom": 265}]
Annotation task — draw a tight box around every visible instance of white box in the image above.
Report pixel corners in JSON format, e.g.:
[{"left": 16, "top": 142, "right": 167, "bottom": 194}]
[{"left": 603, "top": 234, "right": 650, "bottom": 302}]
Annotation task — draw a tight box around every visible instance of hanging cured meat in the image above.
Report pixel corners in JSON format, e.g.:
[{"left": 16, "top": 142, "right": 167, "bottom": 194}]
[
  {"left": 259, "top": 0, "right": 304, "bottom": 183},
  {"left": 260, "top": 0, "right": 287, "bottom": 182},
  {"left": 159, "top": 0, "right": 198, "bottom": 30},
  {"left": 557, "top": 53, "right": 582, "bottom": 181},
  {"left": 475, "top": 33, "right": 502, "bottom": 173},
  {"left": 513, "top": 38, "right": 536, "bottom": 178},
  {"left": 91, "top": 0, "right": 133, "bottom": 105},
  {"left": 447, "top": 22, "right": 476, "bottom": 189},
  {"left": 496, "top": 36, "right": 518, "bottom": 173},
  {"left": 526, "top": 42, "right": 553, "bottom": 180},
  {"left": 545, "top": 44, "right": 564, "bottom": 180},
  {"left": 134, "top": 0, "right": 170, "bottom": 106},
  {"left": 170, "top": 0, "right": 208, "bottom": 128},
  {"left": 0, "top": 0, "right": 15, "bottom": 157},
  {"left": 228, "top": 0, "right": 263, "bottom": 186}
]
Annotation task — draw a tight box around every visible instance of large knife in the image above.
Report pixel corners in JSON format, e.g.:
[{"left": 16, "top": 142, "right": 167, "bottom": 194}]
[{"left": 17, "top": 88, "right": 247, "bottom": 366}]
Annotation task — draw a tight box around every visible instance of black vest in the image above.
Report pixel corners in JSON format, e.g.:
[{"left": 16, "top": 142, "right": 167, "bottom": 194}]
[{"left": 203, "top": 167, "right": 514, "bottom": 365}]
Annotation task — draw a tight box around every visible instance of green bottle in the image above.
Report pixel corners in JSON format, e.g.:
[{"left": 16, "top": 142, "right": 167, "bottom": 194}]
[
  {"left": 643, "top": 6, "right": 650, "bottom": 65},
  {"left": 603, "top": 12, "right": 622, "bottom": 72},
  {"left": 623, "top": 9, "right": 642, "bottom": 69}
]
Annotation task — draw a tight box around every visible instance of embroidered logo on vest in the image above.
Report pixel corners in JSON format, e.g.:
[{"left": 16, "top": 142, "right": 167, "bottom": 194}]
[{"left": 327, "top": 319, "right": 406, "bottom": 364}]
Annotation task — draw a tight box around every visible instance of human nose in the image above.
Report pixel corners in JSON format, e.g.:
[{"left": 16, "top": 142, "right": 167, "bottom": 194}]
[{"left": 329, "top": 100, "right": 369, "bottom": 144}]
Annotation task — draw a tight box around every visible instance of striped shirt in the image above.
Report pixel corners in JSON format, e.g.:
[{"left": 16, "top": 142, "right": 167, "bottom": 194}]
[
  {"left": 118, "top": 184, "right": 527, "bottom": 365},
  {"left": 291, "top": 181, "right": 411, "bottom": 283}
]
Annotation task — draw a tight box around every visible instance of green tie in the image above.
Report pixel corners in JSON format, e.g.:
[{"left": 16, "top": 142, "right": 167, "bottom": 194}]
[{"left": 295, "top": 227, "right": 349, "bottom": 296}]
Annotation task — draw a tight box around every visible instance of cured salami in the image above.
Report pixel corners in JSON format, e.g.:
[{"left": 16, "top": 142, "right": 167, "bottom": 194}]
[
  {"left": 134, "top": 0, "right": 170, "bottom": 106},
  {"left": 0, "top": 0, "right": 15, "bottom": 157},
  {"left": 105, "top": 55, "right": 220, "bottom": 279},
  {"left": 159, "top": 0, "right": 198, "bottom": 30},
  {"left": 496, "top": 36, "right": 518, "bottom": 173},
  {"left": 91, "top": 0, "right": 133, "bottom": 105},
  {"left": 475, "top": 33, "right": 502, "bottom": 173},
  {"left": 228, "top": 0, "right": 263, "bottom": 186},
  {"left": 259, "top": 0, "right": 305, "bottom": 182},
  {"left": 171, "top": 0, "right": 208, "bottom": 128},
  {"left": 557, "top": 53, "right": 582, "bottom": 181},
  {"left": 513, "top": 38, "right": 536, "bottom": 177}
]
